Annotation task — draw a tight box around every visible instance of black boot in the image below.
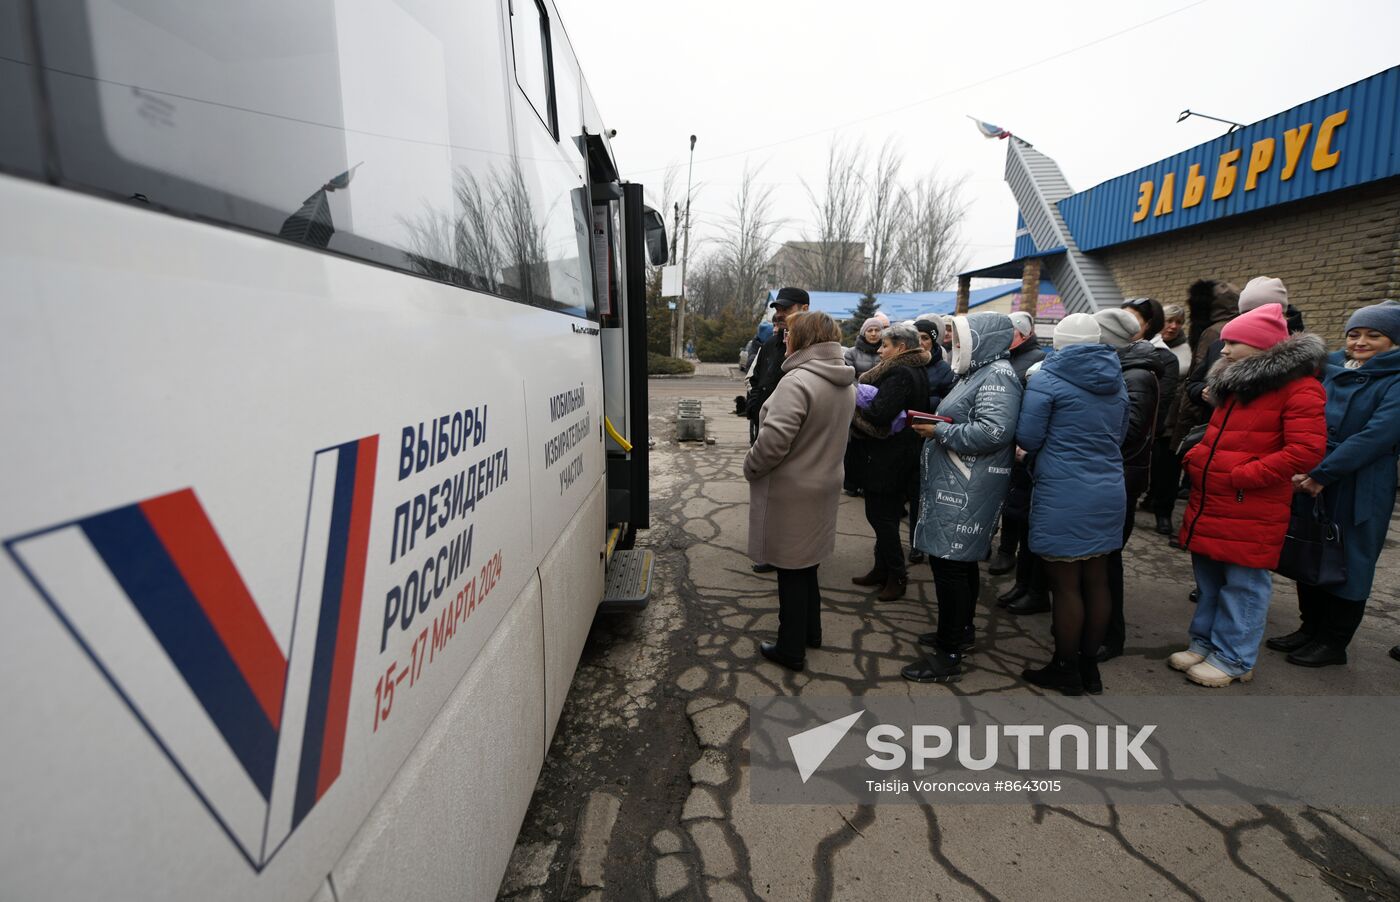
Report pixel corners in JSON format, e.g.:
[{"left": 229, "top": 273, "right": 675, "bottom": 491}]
[
  {"left": 1287, "top": 639, "right": 1348, "bottom": 667},
  {"left": 1079, "top": 657, "right": 1103, "bottom": 695},
  {"left": 1006, "top": 590, "right": 1051, "bottom": 615},
  {"left": 917, "top": 627, "right": 974, "bottom": 653},
  {"left": 851, "top": 567, "right": 886, "bottom": 587},
  {"left": 996, "top": 583, "right": 1028, "bottom": 607},
  {"left": 1094, "top": 643, "right": 1123, "bottom": 663},
  {"left": 902, "top": 648, "right": 963, "bottom": 683},
  {"left": 1265, "top": 629, "right": 1316, "bottom": 653},
  {"left": 1022, "top": 655, "right": 1084, "bottom": 696},
  {"left": 1154, "top": 514, "right": 1173, "bottom": 535},
  {"left": 759, "top": 640, "right": 804, "bottom": 672},
  {"left": 1390, "top": 646, "right": 1400, "bottom": 663},
  {"left": 988, "top": 549, "right": 1015, "bottom": 575},
  {"left": 909, "top": 547, "right": 927, "bottom": 564}
]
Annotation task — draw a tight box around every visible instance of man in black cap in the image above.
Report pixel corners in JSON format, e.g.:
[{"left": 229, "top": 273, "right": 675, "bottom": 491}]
[{"left": 747, "top": 287, "right": 810, "bottom": 573}]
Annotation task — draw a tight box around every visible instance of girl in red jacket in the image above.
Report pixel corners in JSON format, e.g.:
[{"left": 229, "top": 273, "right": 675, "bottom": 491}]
[{"left": 1172, "top": 303, "right": 1327, "bottom": 687}]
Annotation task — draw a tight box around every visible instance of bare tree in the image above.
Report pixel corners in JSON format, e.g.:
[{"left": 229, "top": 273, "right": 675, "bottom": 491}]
[
  {"left": 792, "top": 140, "right": 866, "bottom": 292},
  {"left": 897, "top": 170, "right": 969, "bottom": 292},
  {"left": 684, "top": 252, "right": 736, "bottom": 319},
  {"left": 714, "top": 163, "right": 782, "bottom": 317},
  {"left": 863, "top": 139, "right": 907, "bottom": 294}
]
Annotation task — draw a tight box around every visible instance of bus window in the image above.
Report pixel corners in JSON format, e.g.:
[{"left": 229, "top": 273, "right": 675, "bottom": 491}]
[
  {"left": 0, "top": 0, "right": 45, "bottom": 177},
  {"left": 31, "top": 0, "right": 603, "bottom": 316},
  {"left": 509, "top": 0, "right": 556, "bottom": 139}
]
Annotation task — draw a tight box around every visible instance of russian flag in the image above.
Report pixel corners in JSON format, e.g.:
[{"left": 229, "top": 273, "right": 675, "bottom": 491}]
[
  {"left": 970, "top": 117, "right": 1011, "bottom": 140},
  {"left": 4, "top": 435, "right": 377, "bottom": 869}
]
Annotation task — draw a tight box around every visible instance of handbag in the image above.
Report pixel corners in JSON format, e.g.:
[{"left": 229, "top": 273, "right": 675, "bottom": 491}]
[{"left": 1274, "top": 493, "right": 1347, "bottom": 587}]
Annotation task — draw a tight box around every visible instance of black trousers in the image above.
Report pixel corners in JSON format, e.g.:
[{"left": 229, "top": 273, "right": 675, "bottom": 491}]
[
  {"left": 931, "top": 557, "right": 980, "bottom": 653},
  {"left": 1295, "top": 583, "right": 1367, "bottom": 649},
  {"left": 1103, "top": 498, "right": 1137, "bottom": 652},
  {"left": 864, "top": 490, "right": 907, "bottom": 579},
  {"left": 775, "top": 565, "right": 822, "bottom": 658},
  {"left": 1146, "top": 437, "right": 1181, "bottom": 516}
]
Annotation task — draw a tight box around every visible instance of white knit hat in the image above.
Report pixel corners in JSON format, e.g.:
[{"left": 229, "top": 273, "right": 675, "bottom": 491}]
[
  {"left": 1238, "top": 276, "right": 1288, "bottom": 313},
  {"left": 1053, "top": 312, "right": 1102, "bottom": 350},
  {"left": 1008, "top": 311, "right": 1035, "bottom": 337}
]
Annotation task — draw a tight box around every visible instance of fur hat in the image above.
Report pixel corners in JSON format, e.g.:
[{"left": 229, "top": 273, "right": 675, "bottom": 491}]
[
  {"left": 1238, "top": 276, "right": 1288, "bottom": 313},
  {"left": 1094, "top": 308, "right": 1140, "bottom": 349},
  {"left": 1054, "top": 313, "right": 1101, "bottom": 350},
  {"left": 1221, "top": 303, "right": 1289, "bottom": 349}
]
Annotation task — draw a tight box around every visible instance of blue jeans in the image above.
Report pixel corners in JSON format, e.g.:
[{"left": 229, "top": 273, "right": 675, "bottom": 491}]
[{"left": 1189, "top": 554, "right": 1274, "bottom": 676}]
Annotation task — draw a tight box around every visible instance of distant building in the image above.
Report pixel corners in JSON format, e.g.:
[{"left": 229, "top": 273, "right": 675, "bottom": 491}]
[{"left": 765, "top": 241, "right": 866, "bottom": 292}]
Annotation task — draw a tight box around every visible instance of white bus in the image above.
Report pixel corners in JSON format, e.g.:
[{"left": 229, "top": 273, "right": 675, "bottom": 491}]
[{"left": 0, "top": 1, "right": 662, "bottom": 898}]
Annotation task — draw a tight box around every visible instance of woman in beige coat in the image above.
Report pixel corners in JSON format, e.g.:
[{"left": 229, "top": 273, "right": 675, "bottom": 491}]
[{"left": 745, "top": 312, "right": 858, "bottom": 671}]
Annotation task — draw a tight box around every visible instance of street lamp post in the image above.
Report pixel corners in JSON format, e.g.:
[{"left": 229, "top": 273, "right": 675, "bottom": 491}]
[{"left": 675, "top": 134, "right": 696, "bottom": 359}]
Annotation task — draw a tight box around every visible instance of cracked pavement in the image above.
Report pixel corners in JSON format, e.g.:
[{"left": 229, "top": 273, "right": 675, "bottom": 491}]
[{"left": 500, "top": 363, "right": 1400, "bottom": 901}]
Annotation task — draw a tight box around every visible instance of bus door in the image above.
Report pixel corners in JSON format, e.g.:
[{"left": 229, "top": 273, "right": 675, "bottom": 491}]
[{"left": 586, "top": 136, "right": 665, "bottom": 606}]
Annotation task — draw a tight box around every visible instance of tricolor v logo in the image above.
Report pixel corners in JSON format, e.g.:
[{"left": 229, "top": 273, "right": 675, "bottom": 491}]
[{"left": 3, "top": 436, "right": 378, "bottom": 870}]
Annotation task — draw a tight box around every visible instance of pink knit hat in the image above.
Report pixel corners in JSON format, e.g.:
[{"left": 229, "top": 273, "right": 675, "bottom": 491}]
[{"left": 1220, "top": 303, "right": 1290, "bottom": 349}]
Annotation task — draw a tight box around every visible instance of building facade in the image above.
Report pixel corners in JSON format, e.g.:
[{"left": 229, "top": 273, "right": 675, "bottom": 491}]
[{"left": 966, "top": 65, "right": 1400, "bottom": 341}]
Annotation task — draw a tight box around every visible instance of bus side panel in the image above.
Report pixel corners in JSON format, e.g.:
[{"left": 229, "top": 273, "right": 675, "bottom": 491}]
[
  {"left": 539, "top": 478, "right": 606, "bottom": 746},
  {"left": 0, "top": 176, "right": 594, "bottom": 901},
  {"left": 328, "top": 575, "right": 545, "bottom": 902}
]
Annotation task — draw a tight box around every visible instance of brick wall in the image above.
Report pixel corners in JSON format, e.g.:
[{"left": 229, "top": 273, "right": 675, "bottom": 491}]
[{"left": 1094, "top": 177, "right": 1400, "bottom": 343}]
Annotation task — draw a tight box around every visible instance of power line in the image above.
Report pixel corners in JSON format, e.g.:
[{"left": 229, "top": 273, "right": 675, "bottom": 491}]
[{"left": 630, "top": 0, "right": 1212, "bottom": 175}]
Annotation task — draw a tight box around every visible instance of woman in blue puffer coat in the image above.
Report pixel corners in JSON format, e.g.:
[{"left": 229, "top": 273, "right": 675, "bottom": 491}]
[{"left": 1015, "top": 313, "right": 1130, "bottom": 695}]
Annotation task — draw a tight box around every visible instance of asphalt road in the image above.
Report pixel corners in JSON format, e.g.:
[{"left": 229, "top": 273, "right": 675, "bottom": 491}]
[{"left": 499, "top": 363, "right": 1400, "bottom": 901}]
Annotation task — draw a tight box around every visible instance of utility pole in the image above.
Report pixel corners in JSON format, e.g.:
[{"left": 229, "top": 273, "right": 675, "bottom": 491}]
[
  {"left": 670, "top": 201, "right": 681, "bottom": 356},
  {"left": 676, "top": 134, "right": 696, "bottom": 359}
]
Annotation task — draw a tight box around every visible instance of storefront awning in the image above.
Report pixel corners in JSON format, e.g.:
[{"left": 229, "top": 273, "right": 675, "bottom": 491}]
[{"left": 958, "top": 246, "right": 1065, "bottom": 281}]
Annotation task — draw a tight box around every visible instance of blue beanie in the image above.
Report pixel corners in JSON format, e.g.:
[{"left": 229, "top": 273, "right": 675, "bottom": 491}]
[
  {"left": 757, "top": 321, "right": 774, "bottom": 341},
  {"left": 1344, "top": 301, "right": 1400, "bottom": 345}
]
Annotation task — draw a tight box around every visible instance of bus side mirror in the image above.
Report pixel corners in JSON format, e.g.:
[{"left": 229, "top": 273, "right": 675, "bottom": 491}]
[{"left": 641, "top": 207, "right": 668, "bottom": 266}]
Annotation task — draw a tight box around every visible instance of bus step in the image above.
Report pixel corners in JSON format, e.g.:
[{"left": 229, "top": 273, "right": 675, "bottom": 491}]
[{"left": 601, "top": 549, "right": 654, "bottom": 610}]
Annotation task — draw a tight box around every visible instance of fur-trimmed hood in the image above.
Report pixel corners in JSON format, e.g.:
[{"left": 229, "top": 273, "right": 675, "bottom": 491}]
[
  {"left": 1206, "top": 333, "right": 1327, "bottom": 404},
  {"left": 858, "top": 346, "right": 931, "bottom": 385}
]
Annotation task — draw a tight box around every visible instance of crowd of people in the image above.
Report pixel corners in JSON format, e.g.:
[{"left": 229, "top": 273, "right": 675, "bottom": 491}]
[{"left": 739, "top": 282, "right": 1400, "bottom": 695}]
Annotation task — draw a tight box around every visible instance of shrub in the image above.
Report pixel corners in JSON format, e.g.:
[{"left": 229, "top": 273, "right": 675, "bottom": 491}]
[{"left": 647, "top": 352, "right": 695, "bottom": 375}]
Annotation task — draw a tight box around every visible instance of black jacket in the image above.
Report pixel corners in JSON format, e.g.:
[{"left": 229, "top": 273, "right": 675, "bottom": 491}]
[
  {"left": 924, "top": 343, "right": 956, "bottom": 411},
  {"left": 746, "top": 332, "right": 787, "bottom": 422},
  {"left": 1009, "top": 340, "right": 1046, "bottom": 384},
  {"left": 1118, "top": 340, "right": 1164, "bottom": 499},
  {"left": 847, "top": 350, "right": 930, "bottom": 495}
]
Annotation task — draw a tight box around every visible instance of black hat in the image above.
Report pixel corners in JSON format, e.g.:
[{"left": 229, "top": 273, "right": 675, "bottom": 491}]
[{"left": 770, "top": 287, "right": 810, "bottom": 308}]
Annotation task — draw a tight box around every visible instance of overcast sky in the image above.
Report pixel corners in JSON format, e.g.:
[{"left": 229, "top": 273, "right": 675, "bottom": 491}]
[{"left": 555, "top": 0, "right": 1398, "bottom": 285}]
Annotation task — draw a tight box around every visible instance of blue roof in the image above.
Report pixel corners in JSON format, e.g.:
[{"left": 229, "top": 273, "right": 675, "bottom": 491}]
[{"left": 767, "top": 282, "right": 1057, "bottom": 321}]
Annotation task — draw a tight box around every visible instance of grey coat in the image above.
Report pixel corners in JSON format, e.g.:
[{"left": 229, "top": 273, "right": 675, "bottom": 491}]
[
  {"left": 914, "top": 313, "right": 1024, "bottom": 562},
  {"left": 844, "top": 339, "right": 881, "bottom": 377},
  {"left": 745, "top": 342, "right": 858, "bottom": 569}
]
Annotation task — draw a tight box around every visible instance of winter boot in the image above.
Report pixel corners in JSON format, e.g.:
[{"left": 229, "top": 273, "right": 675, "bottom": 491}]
[
  {"left": 902, "top": 648, "right": 963, "bottom": 684},
  {"left": 1079, "top": 657, "right": 1103, "bottom": 695},
  {"left": 877, "top": 573, "right": 909, "bottom": 602},
  {"left": 851, "top": 567, "right": 886, "bottom": 587},
  {"left": 1022, "top": 655, "right": 1084, "bottom": 696}
]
